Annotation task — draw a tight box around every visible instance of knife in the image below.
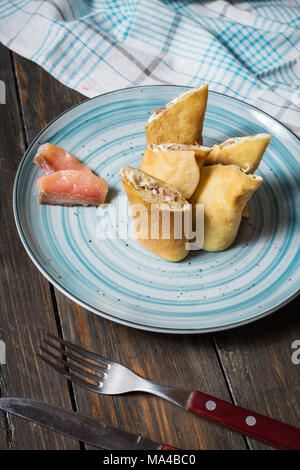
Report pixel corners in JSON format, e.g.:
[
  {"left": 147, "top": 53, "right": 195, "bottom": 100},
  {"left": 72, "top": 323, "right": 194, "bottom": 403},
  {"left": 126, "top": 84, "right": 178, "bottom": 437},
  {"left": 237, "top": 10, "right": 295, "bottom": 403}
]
[{"left": 0, "top": 398, "right": 175, "bottom": 450}]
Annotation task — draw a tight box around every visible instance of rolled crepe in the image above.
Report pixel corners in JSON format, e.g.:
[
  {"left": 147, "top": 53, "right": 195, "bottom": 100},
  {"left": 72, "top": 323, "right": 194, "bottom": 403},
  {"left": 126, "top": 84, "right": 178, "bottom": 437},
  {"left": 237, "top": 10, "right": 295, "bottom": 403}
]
[
  {"left": 190, "top": 165, "right": 263, "bottom": 251},
  {"left": 120, "top": 166, "right": 191, "bottom": 262},
  {"left": 140, "top": 143, "right": 209, "bottom": 199},
  {"left": 145, "top": 85, "right": 208, "bottom": 145},
  {"left": 155, "top": 143, "right": 211, "bottom": 170},
  {"left": 206, "top": 134, "right": 271, "bottom": 173}
]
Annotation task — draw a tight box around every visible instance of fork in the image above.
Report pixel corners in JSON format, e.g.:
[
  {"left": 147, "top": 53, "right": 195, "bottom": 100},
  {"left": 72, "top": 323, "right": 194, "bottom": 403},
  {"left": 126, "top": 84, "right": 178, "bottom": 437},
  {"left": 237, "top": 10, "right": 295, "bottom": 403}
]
[{"left": 38, "top": 332, "right": 300, "bottom": 450}]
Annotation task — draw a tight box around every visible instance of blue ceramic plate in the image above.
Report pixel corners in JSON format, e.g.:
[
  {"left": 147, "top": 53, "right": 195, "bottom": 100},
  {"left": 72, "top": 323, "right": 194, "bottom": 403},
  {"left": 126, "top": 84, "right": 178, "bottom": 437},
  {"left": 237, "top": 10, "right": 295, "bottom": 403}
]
[{"left": 13, "top": 86, "right": 300, "bottom": 333}]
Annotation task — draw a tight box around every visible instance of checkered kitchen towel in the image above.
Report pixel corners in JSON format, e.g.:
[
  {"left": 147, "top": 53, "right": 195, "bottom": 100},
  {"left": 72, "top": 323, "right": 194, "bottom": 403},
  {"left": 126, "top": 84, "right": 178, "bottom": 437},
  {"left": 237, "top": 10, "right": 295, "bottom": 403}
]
[{"left": 1, "top": 1, "right": 300, "bottom": 135}]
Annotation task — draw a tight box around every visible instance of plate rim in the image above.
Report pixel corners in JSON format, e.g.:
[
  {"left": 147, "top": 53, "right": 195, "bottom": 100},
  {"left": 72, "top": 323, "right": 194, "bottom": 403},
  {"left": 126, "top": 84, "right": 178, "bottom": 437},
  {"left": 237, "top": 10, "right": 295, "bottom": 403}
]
[{"left": 13, "top": 85, "right": 300, "bottom": 334}]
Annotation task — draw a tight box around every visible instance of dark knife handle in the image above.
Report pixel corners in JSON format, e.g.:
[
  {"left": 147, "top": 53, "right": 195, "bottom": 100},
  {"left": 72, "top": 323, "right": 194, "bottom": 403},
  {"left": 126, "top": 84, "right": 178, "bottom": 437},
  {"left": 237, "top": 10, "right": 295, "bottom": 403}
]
[{"left": 188, "top": 391, "right": 300, "bottom": 450}]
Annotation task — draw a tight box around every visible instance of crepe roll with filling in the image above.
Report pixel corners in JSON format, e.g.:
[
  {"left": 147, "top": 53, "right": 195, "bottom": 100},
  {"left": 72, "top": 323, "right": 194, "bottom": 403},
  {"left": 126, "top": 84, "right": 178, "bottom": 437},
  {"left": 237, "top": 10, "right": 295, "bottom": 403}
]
[
  {"left": 206, "top": 134, "right": 271, "bottom": 173},
  {"left": 153, "top": 143, "right": 211, "bottom": 170},
  {"left": 120, "top": 166, "right": 191, "bottom": 262},
  {"left": 145, "top": 85, "right": 208, "bottom": 145},
  {"left": 190, "top": 165, "right": 263, "bottom": 252},
  {"left": 158, "top": 142, "right": 211, "bottom": 158},
  {"left": 140, "top": 143, "right": 209, "bottom": 199}
]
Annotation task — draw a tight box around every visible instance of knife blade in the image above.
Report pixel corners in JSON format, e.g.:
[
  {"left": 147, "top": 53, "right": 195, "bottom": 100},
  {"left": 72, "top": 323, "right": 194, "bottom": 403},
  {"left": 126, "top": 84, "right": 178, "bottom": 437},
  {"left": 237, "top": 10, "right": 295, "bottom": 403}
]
[{"left": 0, "top": 397, "right": 172, "bottom": 450}]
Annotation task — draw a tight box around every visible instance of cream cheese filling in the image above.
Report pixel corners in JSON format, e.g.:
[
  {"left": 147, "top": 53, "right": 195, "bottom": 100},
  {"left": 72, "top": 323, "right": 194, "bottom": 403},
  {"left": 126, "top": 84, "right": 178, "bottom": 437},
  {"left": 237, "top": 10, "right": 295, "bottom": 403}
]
[
  {"left": 120, "top": 167, "right": 189, "bottom": 208},
  {"left": 148, "top": 143, "right": 211, "bottom": 152}
]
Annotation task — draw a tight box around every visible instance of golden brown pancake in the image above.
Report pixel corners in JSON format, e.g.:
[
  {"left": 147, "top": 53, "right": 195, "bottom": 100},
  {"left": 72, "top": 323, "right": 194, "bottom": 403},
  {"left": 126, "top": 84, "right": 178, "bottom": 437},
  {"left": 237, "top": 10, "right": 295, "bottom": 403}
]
[
  {"left": 145, "top": 85, "right": 208, "bottom": 145},
  {"left": 120, "top": 166, "right": 191, "bottom": 262},
  {"left": 189, "top": 165, "right": 263, "bottom": 251},
  {"left": 206, "top": 134, "right": 271, "bottom": 173}
]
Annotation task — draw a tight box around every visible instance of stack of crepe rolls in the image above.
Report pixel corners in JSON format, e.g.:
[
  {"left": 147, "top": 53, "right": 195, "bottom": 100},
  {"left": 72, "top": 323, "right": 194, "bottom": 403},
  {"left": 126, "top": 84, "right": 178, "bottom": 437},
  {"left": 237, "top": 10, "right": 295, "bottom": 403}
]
[
  {"left": 120, "top": 166, "right": 191, "bottom": 262},
  {"left": 140, "top": 136, "right": 270, "bottom": 251},
  {"left": 121, "top": 85, "right": 271, "bottom": 260}
]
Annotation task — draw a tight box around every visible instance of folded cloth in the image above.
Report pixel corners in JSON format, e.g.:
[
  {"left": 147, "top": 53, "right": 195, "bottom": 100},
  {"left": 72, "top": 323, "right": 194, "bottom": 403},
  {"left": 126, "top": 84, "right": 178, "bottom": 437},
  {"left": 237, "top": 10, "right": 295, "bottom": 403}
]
[{"left": 0, "top": 1, "right": 299, "bottom": 135}]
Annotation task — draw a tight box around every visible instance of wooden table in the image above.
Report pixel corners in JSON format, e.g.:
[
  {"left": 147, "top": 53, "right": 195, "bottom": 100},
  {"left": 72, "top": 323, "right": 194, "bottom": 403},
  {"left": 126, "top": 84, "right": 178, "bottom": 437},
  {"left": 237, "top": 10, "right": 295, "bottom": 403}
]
[{"left": 0, "top": 44, "right": 299, "bottom": 450}]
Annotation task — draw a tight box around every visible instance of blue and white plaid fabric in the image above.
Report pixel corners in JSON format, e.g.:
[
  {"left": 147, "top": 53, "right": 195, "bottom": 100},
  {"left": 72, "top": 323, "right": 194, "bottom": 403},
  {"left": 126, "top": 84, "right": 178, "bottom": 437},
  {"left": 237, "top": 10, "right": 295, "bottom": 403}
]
[{"left": 1, "top": 1, "right": 299, "bottom": 135}]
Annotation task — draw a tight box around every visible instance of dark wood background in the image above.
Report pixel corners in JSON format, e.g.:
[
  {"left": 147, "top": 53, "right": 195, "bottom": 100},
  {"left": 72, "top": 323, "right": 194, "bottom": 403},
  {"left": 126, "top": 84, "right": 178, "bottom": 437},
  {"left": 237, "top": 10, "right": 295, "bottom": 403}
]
[{"left": 0, "top": 44, "right": 299, "bottom": 450}]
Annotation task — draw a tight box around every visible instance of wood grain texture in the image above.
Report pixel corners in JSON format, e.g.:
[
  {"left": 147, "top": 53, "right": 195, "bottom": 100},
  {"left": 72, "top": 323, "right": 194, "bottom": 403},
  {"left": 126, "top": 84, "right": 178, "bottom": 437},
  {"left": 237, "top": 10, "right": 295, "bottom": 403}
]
[
  {"left": 0, "top": 45, "right": 79, "bottom": 450},
  {"left": 214, "top": 296, "right": 300, "bottom": 450},
  {"left": 12, "top": 54, "right": 85, "bottom": 141},
  {"left": 55, "top": 293, "right": 246, "bottom": 450},
  {"left": 13, "top": 52, "right": 247, "bottom": 450}
]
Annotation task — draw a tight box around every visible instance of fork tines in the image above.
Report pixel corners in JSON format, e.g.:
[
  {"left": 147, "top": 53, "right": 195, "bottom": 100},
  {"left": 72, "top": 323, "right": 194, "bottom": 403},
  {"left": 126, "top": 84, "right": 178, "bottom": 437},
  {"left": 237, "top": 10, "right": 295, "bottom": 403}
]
[{"left": 38, "top": 333, "right": 108, "bottom": 393}]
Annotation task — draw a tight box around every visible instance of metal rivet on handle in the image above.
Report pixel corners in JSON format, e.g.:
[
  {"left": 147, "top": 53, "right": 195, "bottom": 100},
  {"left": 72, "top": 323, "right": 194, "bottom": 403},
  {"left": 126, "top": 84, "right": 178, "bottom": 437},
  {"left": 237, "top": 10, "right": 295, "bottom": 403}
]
[
  {"left": 246, "top": 416, "right": 256, "bottom": 426},
  {"left": 205, "top": 400, "right": 216, "bottom": 411}
]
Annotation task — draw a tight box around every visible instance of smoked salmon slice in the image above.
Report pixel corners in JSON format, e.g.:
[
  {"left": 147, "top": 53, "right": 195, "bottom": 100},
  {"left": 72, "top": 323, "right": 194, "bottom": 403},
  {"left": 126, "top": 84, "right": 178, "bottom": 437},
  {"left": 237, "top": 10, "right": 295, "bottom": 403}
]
[
  {"left": 37, "top": 170, "right": 108, "bottom": 206},
  {"left": 34, "top": 143, "right": 92, "bottom": 174}
]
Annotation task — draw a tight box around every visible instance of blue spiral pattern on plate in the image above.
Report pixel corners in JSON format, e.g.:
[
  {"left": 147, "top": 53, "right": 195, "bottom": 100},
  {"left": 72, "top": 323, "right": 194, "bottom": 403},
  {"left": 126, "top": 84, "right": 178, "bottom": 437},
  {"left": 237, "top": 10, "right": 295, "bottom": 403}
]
[{"left": 13, "top": 86, "right": 300, "bottom": 333}]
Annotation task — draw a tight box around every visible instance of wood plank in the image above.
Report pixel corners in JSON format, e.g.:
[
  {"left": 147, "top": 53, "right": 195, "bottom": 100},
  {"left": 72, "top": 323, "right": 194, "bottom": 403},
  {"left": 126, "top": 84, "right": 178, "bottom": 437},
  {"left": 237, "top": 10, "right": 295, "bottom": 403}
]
[
  {"left": 214, "top": 296, "right": 300, "bottom": 450},
  {"left": 14, "top": 52, "right": 247, "bottom": 450},
  {"left": 12, "top": 54, "right": 85, "bottom": 141},
  {"left": 0, "top": 45, "right": 79, "bottom": 450},
  {"left": 56, "top": 294, "right": 247, "bottom": 450}
]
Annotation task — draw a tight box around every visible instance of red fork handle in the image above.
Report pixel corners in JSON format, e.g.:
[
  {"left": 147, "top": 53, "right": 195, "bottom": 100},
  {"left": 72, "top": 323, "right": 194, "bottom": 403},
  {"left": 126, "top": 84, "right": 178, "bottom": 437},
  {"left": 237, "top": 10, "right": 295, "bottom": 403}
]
[
  {"left": 188, "top": 391, "right": 300, "bottom": 450},
  {"left": 161, "top": 445, "right": 178, "bottom": 450}
]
